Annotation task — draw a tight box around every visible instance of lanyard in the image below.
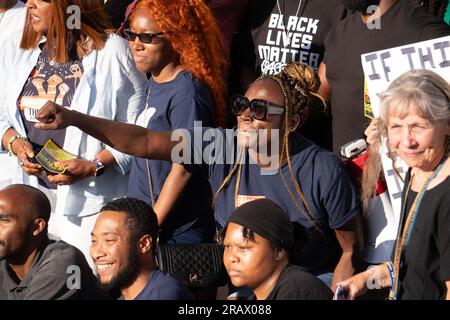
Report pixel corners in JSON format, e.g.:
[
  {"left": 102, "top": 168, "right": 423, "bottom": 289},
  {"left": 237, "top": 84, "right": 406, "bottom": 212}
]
[{"left": 389, "top": 161, "right": 446, "bottom": 300}]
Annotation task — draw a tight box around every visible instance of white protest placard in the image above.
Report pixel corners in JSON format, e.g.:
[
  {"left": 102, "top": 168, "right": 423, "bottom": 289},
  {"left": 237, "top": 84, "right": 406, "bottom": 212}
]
[
  {"left": 362, "top": 36, "right": 450, "bottom": 116},
  {"left": 360, "top": 36, "right": 450, "bottom": 263}
]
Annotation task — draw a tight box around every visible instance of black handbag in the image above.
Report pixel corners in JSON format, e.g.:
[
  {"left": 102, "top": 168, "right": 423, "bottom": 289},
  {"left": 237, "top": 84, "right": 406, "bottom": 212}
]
[
  {"left": 156, "top": 243, "right": 228, "bottom": 287},
  {"left": 145, "top": 156, "right": 228, "bottom": 288}
]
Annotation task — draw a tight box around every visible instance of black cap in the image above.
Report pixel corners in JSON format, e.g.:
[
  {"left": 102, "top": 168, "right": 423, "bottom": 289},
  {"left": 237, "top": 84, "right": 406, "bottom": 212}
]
[{"left": 228, "top": 199, "right": 294, "bottom": 250}]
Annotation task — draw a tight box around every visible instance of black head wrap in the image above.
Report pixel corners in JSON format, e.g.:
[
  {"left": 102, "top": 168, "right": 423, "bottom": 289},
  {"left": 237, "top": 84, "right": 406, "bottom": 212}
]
[{"left": 227, "top": 199, "right": 294, "bottom": 250}]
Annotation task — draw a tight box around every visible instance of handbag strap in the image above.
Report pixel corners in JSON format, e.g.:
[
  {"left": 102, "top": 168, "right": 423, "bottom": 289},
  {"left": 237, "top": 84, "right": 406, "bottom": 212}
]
[
  {"left": 145, "top": 159, "right": 156, "bottom": 207},
  {"left": 143, "top": 85, "right": 158, "bottom": 243}
]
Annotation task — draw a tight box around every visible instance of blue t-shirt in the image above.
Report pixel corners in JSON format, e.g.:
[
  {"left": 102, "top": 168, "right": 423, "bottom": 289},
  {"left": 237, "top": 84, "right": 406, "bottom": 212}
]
[
  {"left": 119, "top": 269, "right": 194, "bottom": 300},
  {"left": 128, "top": 71, "right": 215, "bottom": 242},
  {"left": 184, "top": 129, "right": 361, "bottom": 272}
]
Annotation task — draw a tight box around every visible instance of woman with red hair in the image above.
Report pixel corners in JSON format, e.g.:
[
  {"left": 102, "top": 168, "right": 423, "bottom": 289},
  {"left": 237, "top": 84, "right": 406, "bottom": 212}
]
[
  {"left": 121, "top": 0, "right": 229, "bottom": 244},
  {"left": 0, "top": 0, "right": 147, "bottom": 264}
]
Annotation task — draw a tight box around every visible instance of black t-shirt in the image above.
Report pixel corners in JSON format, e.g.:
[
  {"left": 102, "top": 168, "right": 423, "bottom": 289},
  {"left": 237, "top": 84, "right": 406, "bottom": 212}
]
[
  {"left": 249, "top": 0, "right": 348, "bottom": 75},
  {"left": 323, "top": 0, "right": 450, "bottom": 153},
  {"left": 245, "top": 0, "right": 348, "bottom": 150},
  {"left": 248, "top": 265, "right": 333, "bottom": 300},
  {"left": 396, "top": 174, "right": 450, "bottom": 300}
]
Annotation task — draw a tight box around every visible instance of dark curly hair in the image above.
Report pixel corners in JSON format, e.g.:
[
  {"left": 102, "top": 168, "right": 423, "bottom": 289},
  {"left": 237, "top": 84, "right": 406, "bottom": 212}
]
[
  {"left": 411, "top": 0, "right": 449, "bottom": 19},
  {"left": 100, "top": 197, "right": 159, "bottom": 249}
]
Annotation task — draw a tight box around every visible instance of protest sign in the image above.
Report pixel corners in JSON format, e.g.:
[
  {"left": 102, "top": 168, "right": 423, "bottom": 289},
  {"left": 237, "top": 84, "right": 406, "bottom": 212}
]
[{"left": 361, "top": 36, "right": 450, "bottom": 262}]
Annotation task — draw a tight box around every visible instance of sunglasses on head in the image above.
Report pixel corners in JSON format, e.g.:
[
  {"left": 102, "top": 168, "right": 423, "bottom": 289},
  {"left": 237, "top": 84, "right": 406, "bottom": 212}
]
[
  {"left": 231, "top": 94, "right": 285, "bottom": 120},
  {"left": 122, "top": 29, "right": 164, "bottom": 44}
]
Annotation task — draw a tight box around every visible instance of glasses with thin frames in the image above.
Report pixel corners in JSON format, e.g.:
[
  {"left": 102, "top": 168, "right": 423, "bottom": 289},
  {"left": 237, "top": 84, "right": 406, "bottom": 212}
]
[
  {"left": 231, "top": 94, "right": 285, "bottom": 121},
  {"left": 122, "top": 29, "right": 164, "bottom": 44},
  {"left": 388, "top": 123, "right": 434, "bottom": 137}
]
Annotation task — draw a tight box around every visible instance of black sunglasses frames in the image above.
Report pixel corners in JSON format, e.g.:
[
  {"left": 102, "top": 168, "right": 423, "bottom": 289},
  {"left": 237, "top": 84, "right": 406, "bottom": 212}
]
[
  {"left": 231, "top": 94, "right": 285, "bottom": 121},
  {"left": 123, "top": 29, "right": 164, "bottom": 45}
]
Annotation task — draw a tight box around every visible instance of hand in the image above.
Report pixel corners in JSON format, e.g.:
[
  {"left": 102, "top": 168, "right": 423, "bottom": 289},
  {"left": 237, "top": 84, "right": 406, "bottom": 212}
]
[
  {"left": 335, "top": 271, "right": 370, "bottom": 300},
  {"left": 47, "top": 159, "right": 96, "bottom": 186},
  {"left": 13, "top": 139, "right": 43, "bottom": 176},
  {"left": 35, "top": 101, "right": 72, "bottom": 130},
  {"left": 364, "top": 118, "right": 380, "bottom": 145}
]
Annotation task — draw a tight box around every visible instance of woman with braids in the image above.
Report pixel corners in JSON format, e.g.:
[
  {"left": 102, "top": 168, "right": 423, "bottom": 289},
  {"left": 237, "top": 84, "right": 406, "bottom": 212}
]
[
  {"left": 35, "top": 62, "right": 363, "bottom": 291},
  {"left": 338, "top": 70, "right": 450, "bottom": 300},
  {"left": 117, "top": 0, "right": 229, "bottom": 244}
]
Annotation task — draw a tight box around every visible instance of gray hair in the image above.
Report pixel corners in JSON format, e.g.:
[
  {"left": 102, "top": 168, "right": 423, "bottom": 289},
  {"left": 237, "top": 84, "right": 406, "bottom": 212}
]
[
  {"left": 379, "top": 69, "right": 450, "bottom": 134},
  {"left": 360, "top": 69, "right": 449, "bottom": 214}
]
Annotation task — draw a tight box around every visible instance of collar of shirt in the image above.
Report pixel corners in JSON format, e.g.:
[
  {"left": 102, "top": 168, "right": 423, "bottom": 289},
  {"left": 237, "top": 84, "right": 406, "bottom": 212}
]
[{"left": 0, "top": 237, "right": 50, "bottom": 297}]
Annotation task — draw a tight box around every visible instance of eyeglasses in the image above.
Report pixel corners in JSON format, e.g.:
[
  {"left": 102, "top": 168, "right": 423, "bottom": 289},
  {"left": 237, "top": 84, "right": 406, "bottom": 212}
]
[
  {"left": 122, "top": 29, "right": 164, "bottom": 44},
  {"left": 388, "top": 123, "right": 433, "bottom": 137},
  {"left": 231, "top": 94, "right": 285, "bottom": 121}
]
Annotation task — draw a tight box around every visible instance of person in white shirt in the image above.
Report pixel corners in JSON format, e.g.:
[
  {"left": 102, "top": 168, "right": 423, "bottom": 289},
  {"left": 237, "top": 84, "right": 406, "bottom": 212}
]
[
  {"left": 0, "top": 0, "right": 26, "bottom": 187},
  {"left": 0, "top": 0, "right": 147, "bottom": 265}
]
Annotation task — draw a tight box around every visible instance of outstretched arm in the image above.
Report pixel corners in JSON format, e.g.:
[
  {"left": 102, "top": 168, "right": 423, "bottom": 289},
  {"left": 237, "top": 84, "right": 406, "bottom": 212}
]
[{"left": 35, "top": 101, "right": 180, "bottom": 161}]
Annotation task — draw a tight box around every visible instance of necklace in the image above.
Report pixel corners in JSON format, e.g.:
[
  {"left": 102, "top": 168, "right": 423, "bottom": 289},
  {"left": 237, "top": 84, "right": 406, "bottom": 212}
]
[
  {"left": 389, "top": 159, "right": 446, "bottom": 300},
  {"left": 276, "top": 0, "right": 303, "bottom": 47}
]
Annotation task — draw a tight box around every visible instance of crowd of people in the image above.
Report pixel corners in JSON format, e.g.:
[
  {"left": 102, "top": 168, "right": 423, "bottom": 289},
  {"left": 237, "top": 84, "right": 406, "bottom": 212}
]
[{"left": 0, "top": 0, "right": 449, "bottom": 300}]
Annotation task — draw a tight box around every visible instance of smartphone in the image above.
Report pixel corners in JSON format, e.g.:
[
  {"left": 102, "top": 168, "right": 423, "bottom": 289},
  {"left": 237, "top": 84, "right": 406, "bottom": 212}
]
[{"left": 334, "top": 285, "right": 349, "bottom": 300}]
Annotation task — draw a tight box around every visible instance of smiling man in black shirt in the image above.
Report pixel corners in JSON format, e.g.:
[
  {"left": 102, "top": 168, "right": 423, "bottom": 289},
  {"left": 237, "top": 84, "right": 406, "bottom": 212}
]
[{"left": 0, "top": 184, "right": 105, "bottom": 300}]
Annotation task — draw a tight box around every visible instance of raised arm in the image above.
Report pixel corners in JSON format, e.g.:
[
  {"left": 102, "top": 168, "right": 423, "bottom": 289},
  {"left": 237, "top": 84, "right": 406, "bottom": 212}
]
[
  {"left": 318, "top": 63, "right": 331, "bottom": 104},
  {"left": 35, "top": 101, "right": 180, "bottom": 161}
]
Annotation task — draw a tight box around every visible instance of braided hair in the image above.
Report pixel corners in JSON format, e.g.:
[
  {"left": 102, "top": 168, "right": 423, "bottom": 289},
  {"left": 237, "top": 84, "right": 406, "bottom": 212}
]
[
  {"left": 214, "top": 62, "right": 326, "bottom": 225},
  {"left": 411, "top": 0, "right": 449, "bottom": 19}
]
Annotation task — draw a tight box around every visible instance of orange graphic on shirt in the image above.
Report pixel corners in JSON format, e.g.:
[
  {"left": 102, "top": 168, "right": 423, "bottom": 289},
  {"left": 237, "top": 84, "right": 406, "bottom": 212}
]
[
  {"left": 19, "top": 74, "right": 70, "bottom": 111},
  {"left": 235, "top": 195, "right": 266, "bottom": 208}
]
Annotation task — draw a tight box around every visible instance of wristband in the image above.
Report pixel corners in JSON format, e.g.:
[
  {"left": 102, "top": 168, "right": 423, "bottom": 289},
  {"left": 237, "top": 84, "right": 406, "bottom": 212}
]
[
  {"left": 7, "top": 135, "right": 28, "bottom": 156},
  {"left": 90, "top": 159, "right": 105, "bottom": 177}
]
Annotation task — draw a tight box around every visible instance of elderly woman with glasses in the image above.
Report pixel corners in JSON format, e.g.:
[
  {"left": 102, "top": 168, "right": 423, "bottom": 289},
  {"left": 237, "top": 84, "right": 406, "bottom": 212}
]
[
  {"left": 36, "top": 62, "right": 364, "bottom": 291},
  {"left": 337, "top": 69, "right": 450, "bottom": 300}
]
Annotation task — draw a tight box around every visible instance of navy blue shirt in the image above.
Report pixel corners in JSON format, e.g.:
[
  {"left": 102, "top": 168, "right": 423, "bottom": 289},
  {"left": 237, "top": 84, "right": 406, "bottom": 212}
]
[
  {"left": 119, "top": 269, "right": 194, "bottom": 300},
  {"left": 128, "top": 71, "right": 215, "bottom": 242},
  {"left": 184, "top": 129, "right": 361, "bottom": 272}
]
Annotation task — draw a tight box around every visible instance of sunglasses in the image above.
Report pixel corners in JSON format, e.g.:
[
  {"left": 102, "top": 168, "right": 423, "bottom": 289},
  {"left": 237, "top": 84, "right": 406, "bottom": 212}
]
[
  {"left": 122, "top": 29, "right": 164, "bottom": 44},
  {"left": 231, "top": 94, "right": 285, "bottom": 120}
]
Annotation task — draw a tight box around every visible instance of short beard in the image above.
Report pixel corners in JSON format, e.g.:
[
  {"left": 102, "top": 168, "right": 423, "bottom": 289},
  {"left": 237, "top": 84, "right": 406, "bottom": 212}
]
[
  {"left": 99, "top": 244, "right": 140, "bottom": 293},
  {"left": 343, "top": 0, "right": 381, "bottom": 15}
]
